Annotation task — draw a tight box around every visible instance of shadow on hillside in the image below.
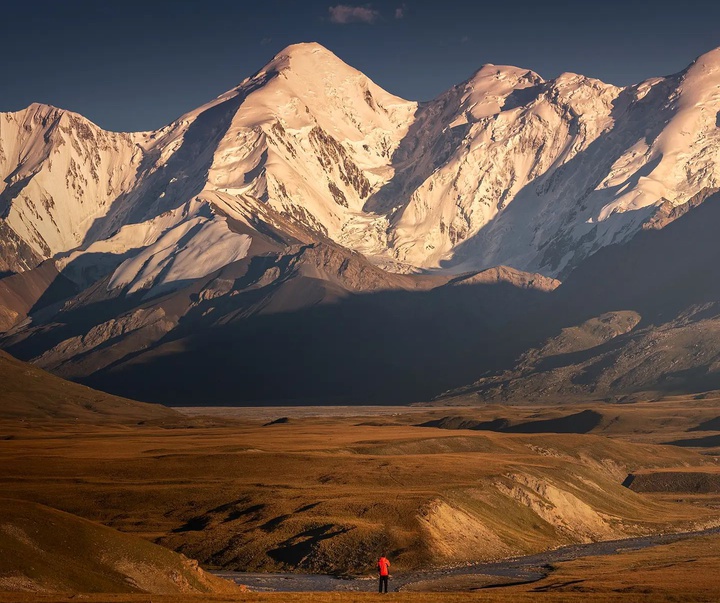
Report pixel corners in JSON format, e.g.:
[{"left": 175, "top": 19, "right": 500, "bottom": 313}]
[
  {"left": 7, "top": 190, "right": 720, "bottom": 407},
  {"left": 267, "top": 525, "right": 352, "bottom": 567},
  {"left": 554, "top": 191, "right": 720, "bottom": 326},
  {"left": 28, "top": 271, "right": 78, "bottom": 315},
  {"left": 73, "top": 278, "right": 557, "bottom": 406},
  {"left": 664, "top": 434, "right": 720, "bottom": 448},
  {"left": 362, "top": 87, "right": 470, "bottom": 215},
  {"left": 0, "top": 262, "right": 77, "bottom": 332},
  {"left": 420, "top": 409, "right": 602, "bottom": 434},
  {"left": 689, "top": 416, "right": 720, "bottom": 432},
  {"left": 449, "top": 192, "right": 720, "bottom": 400}
]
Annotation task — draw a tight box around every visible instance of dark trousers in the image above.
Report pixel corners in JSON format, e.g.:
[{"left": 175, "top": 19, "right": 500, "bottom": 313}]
[{"left": 379, "top": 575, "right": 388, "bottom": 593}]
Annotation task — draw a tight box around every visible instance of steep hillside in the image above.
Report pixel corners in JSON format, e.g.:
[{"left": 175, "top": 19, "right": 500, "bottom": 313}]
[
  {"left": 0, "top": 499, "right": 237, "bottom": 594},
  {"left": 2, "top": 43, "right": 720, "bottom": 285},
  {"left": 456, "top": 192, "right": 720, "bottom": 402},
  {"left": 1, "top": 242, "right": 555, "bottom": 405},
  {"left": 0, "top": 261, "right": 76, "bottom": 332},
  {"left": 0, "top": 349, "right": 179, "bottom": 422},
  {"left": 383, "top": 49, "right": 720, "bottom": 275},
  {"left": 2, "top": 43, "right": 720, "bottom": 404}
]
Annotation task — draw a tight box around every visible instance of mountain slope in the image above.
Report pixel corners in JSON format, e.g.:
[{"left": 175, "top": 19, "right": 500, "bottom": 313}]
[
  {"left": 0, "top": 499, "right": 237, "bottom": 594},
  {"left": 0, "top": 261, "right": 76, "bottom": 331},
  {"left": 2, "top": 43, "right": 720, "bottom": 286},
  {"left": 0, "top": 104, "right": 142, "bottom": 273},
  {"left": 456, "top": 192, "right": 720, "bottom": 402},
  {"left": 1, "top": 242, "right": 557, "bottom": 405},
  {"left": 0, "top": 348, "right": 180, "bottom": 422},
  {"left": 381, "top": 48, "right": 720, "bottom": 275},
  {"left": 2, "top": 43, "right": 720, "bottom": 404}
]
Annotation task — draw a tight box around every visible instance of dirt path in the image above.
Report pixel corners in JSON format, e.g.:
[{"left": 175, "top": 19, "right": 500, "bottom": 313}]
[{"left": 213, "top": 525, "right": 720, "bottom": 592}]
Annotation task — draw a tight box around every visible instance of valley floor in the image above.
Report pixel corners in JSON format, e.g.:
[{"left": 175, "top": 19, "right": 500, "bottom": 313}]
[
  {"left": 214, "top": 525, "right": 720, "bottom": 592},
  {"left": 3, "top": 529, "right": 720, "bottom": 601},
  {"left": 1, "top": 399, "right": 720, "bottom": 600}
]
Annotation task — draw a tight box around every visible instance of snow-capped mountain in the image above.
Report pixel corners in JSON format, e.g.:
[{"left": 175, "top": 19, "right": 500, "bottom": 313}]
[
  {"left": 2, "top": 43, "right": 720, "bottom": 404},
  {"left": 384, "top": 48, "right": 720, "bottom": 275},
  {"left": 1, "top": 43, "right": 418, "bottom": 290},
  {"left": 2, "top": 42, "right": 720, "bottom": 288},
  {"left": 0, "top": 103, "right": 141, "bottom": 273}
]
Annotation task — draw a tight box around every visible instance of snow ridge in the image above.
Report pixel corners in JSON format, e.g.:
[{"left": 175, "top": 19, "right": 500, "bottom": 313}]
[{"left": 1, "top": 43, "right": 720, "bottom": 286}]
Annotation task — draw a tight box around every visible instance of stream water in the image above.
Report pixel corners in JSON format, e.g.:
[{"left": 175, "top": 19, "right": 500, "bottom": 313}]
[{"left": 213, "top": 525, "right": 720, "bottom": 592}]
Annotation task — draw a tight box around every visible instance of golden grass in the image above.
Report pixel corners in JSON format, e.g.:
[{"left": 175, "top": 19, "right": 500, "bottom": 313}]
[
  {"left": 0, "top": 592, "right": 715, "bottom": 602},
  {"left": 2, "top": 400, "right": 720, "bottom": 599},
  {"left": 0, "top": 499, "right": 237, "bottom": 595},
  {"left": 504, "top": 532, "right": 720, "bottom": 600},
  {"left": 0, "top": 408, "right": 717, "bottom": 576}
]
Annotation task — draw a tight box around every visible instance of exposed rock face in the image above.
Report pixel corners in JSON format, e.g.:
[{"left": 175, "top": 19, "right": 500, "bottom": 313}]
[
  {"left": 0, "top": 240, "right": 557, "bottom": 404},
  {"left": 448, "top": 266, "right": 560, "bottom": 292}
]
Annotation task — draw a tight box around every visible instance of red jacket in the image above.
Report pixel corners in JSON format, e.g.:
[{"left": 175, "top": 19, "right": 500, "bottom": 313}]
[{"left": 377, "top": 557, "right": 390, "bottom": 576}]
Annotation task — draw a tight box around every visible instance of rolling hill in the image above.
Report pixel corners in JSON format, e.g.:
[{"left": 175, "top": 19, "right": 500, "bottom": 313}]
[{"left": 0, "top": 499, "right": 237, "bottom": 594}]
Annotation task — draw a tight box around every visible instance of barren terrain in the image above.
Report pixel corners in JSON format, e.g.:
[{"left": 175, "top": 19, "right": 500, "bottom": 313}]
[{"left": 2, "top": 401, "right": 719, "bottom": 574}]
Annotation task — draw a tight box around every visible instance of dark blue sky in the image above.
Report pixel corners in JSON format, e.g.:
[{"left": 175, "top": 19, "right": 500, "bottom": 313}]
[{"left": 4, "top": 0, "right": 720, "bottom": 132}]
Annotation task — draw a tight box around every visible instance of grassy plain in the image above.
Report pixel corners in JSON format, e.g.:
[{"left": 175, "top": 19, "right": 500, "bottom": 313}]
[
  {"left": 1, "top": 403, "right": 719, "bottom": 569},
  {"left": 1, "top": 399, "right": 720, "bottom": 600}
]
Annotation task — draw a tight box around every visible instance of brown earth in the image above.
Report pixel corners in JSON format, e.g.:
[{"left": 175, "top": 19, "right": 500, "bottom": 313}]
[
  {"left": 419, "top": 396, "right": 720, "bottom": 444},
  {"left": 506, "top": 530, "right": 720, "bottom": 599},
  {"left": 0, "top": 499, "right": 238, "bottom": 595},
  {"left": 0, "top": 403, "right": 718, "bottom": 580},
  {"left": 1, "top": 526, "right": 720, "bottom": 603},
  {"left": 0, "top": 262, "right": 76, "bottom": 332}
]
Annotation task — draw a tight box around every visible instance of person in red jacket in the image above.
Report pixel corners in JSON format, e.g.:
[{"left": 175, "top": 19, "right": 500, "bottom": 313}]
[{"left": 377, "top": 554, "right": 390, "bottom": 593}]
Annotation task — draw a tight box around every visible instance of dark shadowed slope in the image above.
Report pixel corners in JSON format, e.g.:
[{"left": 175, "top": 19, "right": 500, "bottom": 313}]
[
  {"left": 0, "top": 349, "right": 179, "bottom": 422},
  {"left": 0, "top": 262, "right": 76, "bottom": 332},
  {"left": 556, "top": 190, "right": 720, "bottom": 323},
  {"left": 420, "top": 409, "right": 603, "bottom": 434},
  {"left": 83, "top": 261, "right": 557, "bottom": 405},
  {"left": 458, "top": 192, "right": 720, "bottom": 402},
  {"left": 2, "top": 242, "right": 557, "bottom": 405}
]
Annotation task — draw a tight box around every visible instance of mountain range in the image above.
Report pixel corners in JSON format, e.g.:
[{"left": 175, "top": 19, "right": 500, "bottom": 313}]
[{"left": 1, "top": 42, "right": 720, "bottom": 405}]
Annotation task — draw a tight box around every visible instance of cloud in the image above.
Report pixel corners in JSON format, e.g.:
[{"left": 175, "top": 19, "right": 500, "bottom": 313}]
[
  {"left": 261, "top": 37, "right": 273, "bottom": 45},
  {"left": 395, "top": 5, "right": 406, "bottom": 19},
  {"left": 328, "top": 4, "right": 379, "bottom": 24}
]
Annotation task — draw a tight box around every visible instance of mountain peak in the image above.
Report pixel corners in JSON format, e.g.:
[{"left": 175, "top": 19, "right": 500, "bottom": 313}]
[
  {"left": 467, "top": 64, "right": 544, "bottom": 95},
  {"left": 13, "top": 102, "right": 110, "bottom": 132},
  {"left": 262, "top": 42, "right": 347, "bottom": 77},
  {"left": 682, "top": 46, "right": 720, "bottom": 83},
  {"left": 8, "top": 102, "right": 66, "bottom": 121},
  {"left": 277, "top": 41, "right": 334, "bottom": 57},
  {"left": 691, "top": 45, "right": 720, "bottom": 68},
  {"left": 228, "top": 40, "right": 414, "bottom": 134},
  {"left": 473, "top": 63, "right": 543, "bottom": 82}
]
